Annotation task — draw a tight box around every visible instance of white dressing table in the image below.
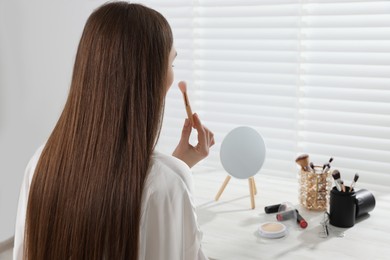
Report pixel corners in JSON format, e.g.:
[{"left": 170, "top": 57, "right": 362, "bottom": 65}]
[{"left": 193, "top": 169, "right": 390, "bottom": 260}]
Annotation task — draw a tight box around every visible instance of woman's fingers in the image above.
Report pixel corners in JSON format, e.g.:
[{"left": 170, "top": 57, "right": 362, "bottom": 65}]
[
  {"left": 193, "top": 113, "right": 206, "bottom": 145},
  {"left": 179, "top": 118, "right": 192, "bottom": 145},
  {"left": 193, "top": 113, "right": 214, "bottom": 156},
  {"left": 173, "top": 113, "right": 214, "bottom": 168},
  {"left": 203, "top": 125, "right": 214, "bottom": 147}
]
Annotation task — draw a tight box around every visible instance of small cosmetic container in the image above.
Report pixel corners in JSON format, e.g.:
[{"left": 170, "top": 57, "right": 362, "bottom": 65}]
[{"left": 299, "top": 165, "right": 332, "bottom": 211}]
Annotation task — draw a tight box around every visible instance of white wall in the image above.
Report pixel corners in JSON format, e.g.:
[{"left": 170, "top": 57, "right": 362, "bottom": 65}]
[{"left": 0, "top": 0, "right": 105, "bottom": 242}]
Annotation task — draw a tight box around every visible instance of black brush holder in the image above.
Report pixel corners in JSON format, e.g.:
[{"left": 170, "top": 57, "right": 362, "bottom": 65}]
[{"left": 329, "top": 187, "right": 375, "bottom": 228}]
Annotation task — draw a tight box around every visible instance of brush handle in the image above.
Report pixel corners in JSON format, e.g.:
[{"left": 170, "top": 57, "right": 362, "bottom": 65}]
[
  {"left": 185, "top": 104, "right": 194, "bottom": 125},
  {"left": 334, "top": 179, "right": 342, "bottom": 191},
  {"left": 350, "top": 181, "right": 356, "bottom": 192},
  {"left": 182, "top": 92, "right": 194, "bottom": 125}
]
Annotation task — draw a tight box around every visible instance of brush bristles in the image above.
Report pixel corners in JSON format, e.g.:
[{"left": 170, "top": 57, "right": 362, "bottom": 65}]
[
  {"left": 332, "top": 170, "right": 340, "bottom": 180},
  {"left": 295, "top": 154, "right": 309, "bottom": 162},
  {"left": 178, "top": 81, "right": 187, "bottom": 93},
  {"left": 354, "top": 173, "right": 360, "bottom": 182}
]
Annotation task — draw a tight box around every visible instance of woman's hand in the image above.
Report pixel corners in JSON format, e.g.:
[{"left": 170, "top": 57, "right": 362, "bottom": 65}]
[{"left": 172, "top": 113, "right": 215, "bottom": 168}]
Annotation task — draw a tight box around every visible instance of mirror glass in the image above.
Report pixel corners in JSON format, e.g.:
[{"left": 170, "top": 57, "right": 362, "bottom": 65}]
[{"left": 220, "top": 126, "right": 266, "bottom": 179}]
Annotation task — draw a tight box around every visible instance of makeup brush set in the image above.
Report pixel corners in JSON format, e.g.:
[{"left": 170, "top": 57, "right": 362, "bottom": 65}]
[
  {"left": 295, "top": 154, "right": 333, "bottom": 210},
  {"left": 296, "top": 154, "right": 376, "bottom": 229},
  {"left": 328, "top": 170, "right": 375, "bottom": 228}
]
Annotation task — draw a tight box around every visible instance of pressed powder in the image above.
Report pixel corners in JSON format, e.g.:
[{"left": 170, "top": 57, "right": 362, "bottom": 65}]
[{"left": 258, "top": 222, "right": 287, "bottom": 239}]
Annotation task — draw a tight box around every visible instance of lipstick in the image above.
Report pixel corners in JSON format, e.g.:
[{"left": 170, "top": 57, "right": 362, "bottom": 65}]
[
  {"left": 264, "top": 203, "right": 282, "bottom": 214},
  {"left": 296, "top": 210, "right": 308, "bottom": 229},
  {"left": 276, "top": 209, "right": 308, "bottom": 229}
]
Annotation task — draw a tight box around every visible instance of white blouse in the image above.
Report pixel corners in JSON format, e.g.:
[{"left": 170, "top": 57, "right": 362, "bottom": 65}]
[{"left": 13, "top": 146, "right": 208, "bottom": 260}]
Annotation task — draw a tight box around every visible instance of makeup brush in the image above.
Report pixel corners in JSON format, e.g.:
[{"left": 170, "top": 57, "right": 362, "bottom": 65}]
[
  {"left": 340, "top": 180, "right": 346, "bottom": 193},
  {"left": 178, "top": 81, "right": 194, "bottom": 126},
  {"left": 309, "top": 162, "right": 315, "bottom": 173},
  {"left": 350, "top": 173, "right": 360, "bottom": 192},
  {"left": 295, "top": 154, "right": 310, "bottom": 171},
  {"left": 332, "top": 170, "right": 343, "bottom": 192},
  {"left": 322, "top": 157, "right": 333, "bottom": 173}
]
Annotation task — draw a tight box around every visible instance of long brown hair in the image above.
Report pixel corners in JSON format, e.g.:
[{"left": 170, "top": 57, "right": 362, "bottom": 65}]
[{"left": 25, "top": 2, "right": 173, "bottom": 259}]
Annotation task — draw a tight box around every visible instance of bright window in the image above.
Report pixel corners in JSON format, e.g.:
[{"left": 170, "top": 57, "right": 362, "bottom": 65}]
[{"left": 142, "top": 0, "right": 390, "bottom": 185}]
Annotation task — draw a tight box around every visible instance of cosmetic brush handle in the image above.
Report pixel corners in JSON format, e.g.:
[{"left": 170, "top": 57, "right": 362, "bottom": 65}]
[
  {"left": 334, "top": 180, "right": 342, "bottom": 192},
  {"left": 350, "top": 182, "right": 356, "bottom": 192},
  {"left": 182, "top": 92, "right": 194, "bottom": 125},
  {"left": 340, "top": 180, "right": 346, "bottom": 192},
  {"left": 185, "top": 104, "right": 194, "bottom": 125}
]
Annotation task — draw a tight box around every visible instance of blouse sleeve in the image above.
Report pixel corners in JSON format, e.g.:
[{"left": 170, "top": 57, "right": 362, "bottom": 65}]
[
  {"left": 13, "top": 146, "right": 43, "bottom": 260},
  {"left": 139, "top": 172, "right": 208, "bottom": 260}
]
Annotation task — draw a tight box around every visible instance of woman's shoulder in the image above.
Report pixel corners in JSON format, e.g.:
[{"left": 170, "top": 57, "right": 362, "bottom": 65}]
[
  {"left": 25, "top": 144, "right": 45, "bottom": 184},
  {"left": 147, "top": 151, "right": 194, "bottom": 195}
]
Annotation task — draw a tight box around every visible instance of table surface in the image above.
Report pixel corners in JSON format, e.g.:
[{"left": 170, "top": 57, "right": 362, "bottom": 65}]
[{"left": 192, "top": 169, "right": 390, "bottom": 260}]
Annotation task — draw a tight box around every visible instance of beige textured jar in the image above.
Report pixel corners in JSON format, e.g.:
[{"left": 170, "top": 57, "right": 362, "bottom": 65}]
[{"left": 299, "top": 166, "right": 332, "bottom": 210}]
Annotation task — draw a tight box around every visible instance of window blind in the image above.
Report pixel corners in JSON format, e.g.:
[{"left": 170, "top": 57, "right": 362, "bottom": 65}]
[
  {"left": 139, "top": 0, "right": 390, "bottom": 185},
  {"left": 298, "top": 0, "right": 390, "bottom": 185},
  {"left": 193, "top": 0, "right": 301, "bottom": 177}
]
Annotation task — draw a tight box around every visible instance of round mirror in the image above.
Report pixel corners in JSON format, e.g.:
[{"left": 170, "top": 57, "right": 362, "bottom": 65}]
[{"left": 220, "top": 126, "right": 266, "bottom": 179}]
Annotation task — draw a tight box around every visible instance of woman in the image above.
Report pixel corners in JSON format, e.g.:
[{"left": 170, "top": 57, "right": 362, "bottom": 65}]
[{"left": 13, "top": 2, "right": 214, "bottom": 259}]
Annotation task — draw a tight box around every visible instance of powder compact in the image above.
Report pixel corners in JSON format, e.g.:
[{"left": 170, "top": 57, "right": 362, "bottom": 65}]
[{"left": 258, "top": 222, "right": 287, "bottom": 239}]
